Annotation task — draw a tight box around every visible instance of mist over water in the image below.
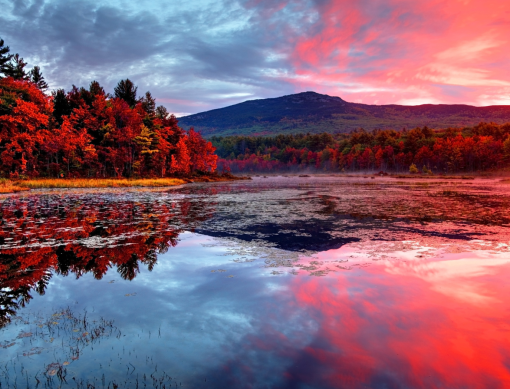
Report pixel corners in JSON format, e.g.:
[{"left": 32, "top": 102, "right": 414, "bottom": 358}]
[{"left": 1, "top": 176, "right": 510, "bottom": 388}]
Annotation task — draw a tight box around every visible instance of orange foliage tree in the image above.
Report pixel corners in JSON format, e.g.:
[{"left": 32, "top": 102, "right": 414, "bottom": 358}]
[{"left": 0, "top": 77, "right": 217, "bottom": 178}]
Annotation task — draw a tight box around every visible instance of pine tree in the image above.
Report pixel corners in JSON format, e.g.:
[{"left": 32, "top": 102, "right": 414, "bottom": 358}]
[
  {"left": 4, "top": 54, "right": 29, "bottom": 80},
  {"left": 0, "top": 38, "right": 13, "bottom": 77},
  {"left": 52, "top": 89, "right": 72, "bottom": 125},
  {"left": 114, "top": 79, "right": 138, "bottom": 107},
  {"left": 141, "top": 91, "right": 156, "bottom": 116},
  {"left": 29, "top": 66, "right": 49, "bottom": 90},
  {"left": 89, "top": 80, "right": 106, "bottom": 98}
]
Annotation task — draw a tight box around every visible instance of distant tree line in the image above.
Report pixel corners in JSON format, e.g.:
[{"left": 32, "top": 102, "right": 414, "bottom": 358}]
[
  {"left": 212, "top": 123, "right": 510, "bottom": 173},
  {"left": 0, "top": 38, "right": 216, "bottom": 178}
]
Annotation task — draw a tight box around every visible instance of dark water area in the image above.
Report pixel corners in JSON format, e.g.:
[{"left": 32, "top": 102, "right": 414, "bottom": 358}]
[{"left": 1, "top": 177, "right": 510, "bottom": 388}]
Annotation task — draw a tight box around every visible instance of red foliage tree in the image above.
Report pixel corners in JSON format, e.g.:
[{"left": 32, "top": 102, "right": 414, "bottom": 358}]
[{"left": 0, "top": 78, "right": 52, "bottom": 177}]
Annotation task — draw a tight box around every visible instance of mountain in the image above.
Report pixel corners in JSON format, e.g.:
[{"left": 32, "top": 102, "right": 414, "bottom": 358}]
[{"left": 177, "top": 91, "right": 510, "bottom": 137}]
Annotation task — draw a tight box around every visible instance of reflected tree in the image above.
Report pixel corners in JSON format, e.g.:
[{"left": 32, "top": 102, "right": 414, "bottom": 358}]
[{"left": 0, "top": 191, "right": 217, "bottom": 327}]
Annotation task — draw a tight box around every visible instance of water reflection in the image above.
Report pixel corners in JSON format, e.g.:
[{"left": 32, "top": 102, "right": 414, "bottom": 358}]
[
  {"left": 1, "top": 178, "right": 510, "bottom": 388},
  {"left": 0, "top": 190, "right": 216, "bottom": 326},
  {"left": 276, "top": 248, "right": 510, "bottom": 388}
]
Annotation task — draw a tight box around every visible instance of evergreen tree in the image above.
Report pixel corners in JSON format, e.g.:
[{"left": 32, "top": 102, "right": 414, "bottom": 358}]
[
  {"left": 4, "top": 54, "right": 29, "bottom": 80},
  {"left": 0, "top": 38, "right": 13, "bottom": 77},
  {"left": 156, "top": 105, "right": 168, "bottom": 119},
  {"left": 29, "top": 66, "right": 49, "bottom": 90},
  {"left": 89, "top": 80, "right": 106, "bottom": 98},
  {"left": 114, "top": 79, "right": 138, "bottom": 107},
  {"left": 141, "top": 91, "right": 156, "bottom": 116},
  {"left": 52, "top": 88, "right": 72, "bottom": 125}
]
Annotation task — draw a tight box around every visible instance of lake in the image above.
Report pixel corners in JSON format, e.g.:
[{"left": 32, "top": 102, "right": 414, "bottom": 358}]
[{"left": 1, "top": 176, "right": 510, "bottom": 388}]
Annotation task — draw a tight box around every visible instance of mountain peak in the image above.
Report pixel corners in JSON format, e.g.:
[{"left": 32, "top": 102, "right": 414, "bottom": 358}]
[
  {"left": 178, "top": 92, "right": 510, "bottom": 137},
  {"left": 279, "top": 91, "right": 347, "bottom": 104}
]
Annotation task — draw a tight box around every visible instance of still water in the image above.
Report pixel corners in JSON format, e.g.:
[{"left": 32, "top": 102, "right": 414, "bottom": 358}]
[{"left": 1, "top": 177, "right": 510, "bottom": 388}]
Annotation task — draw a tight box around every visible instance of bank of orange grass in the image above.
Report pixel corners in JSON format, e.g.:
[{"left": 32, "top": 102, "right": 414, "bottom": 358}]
[
  {"left": 18, "top": 178, "right": 187, "bottom": 189},
  {"left": 0, "top": 178, "right": 30, "bottom": 193}
]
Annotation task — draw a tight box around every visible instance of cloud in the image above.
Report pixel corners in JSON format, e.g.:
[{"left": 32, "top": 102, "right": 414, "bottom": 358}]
[
  {"left": 1, "top": 0, "right": 509, "bottom": 115},
  {"left": 280, "top": 0, "right": 510, "bottom": 106},
  {"left": 0, "top": 0, "right": 296, "bottom": 114}
]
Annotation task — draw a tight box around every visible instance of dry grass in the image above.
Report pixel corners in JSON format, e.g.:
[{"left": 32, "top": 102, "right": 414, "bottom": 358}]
[
  {"left": 0, "top": 178, "right": 31, "bottom": 193},
  {"left": 17, "top": 178, "right": 187, "bottom": 189}
]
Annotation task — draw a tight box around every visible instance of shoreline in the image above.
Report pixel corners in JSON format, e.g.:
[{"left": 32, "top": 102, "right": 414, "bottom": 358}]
[
  {"left": 0, "top": 174, "right": 251, "bottom": 193},
  {"left": 243, "top": 172, "right": 507, "bottom": 180},
  {"left": 1, "top": 172, "right": 508, "bottom": 194}
]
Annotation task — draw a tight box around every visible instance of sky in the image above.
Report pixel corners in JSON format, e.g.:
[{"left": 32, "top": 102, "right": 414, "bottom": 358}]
[{"left": 1, "top": 0, "right": 510, "bottom": 116}]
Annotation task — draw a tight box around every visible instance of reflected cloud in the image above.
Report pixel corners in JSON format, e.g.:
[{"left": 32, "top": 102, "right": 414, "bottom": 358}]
[{"left": 1, "top": 178, "right": 510, "bottom": 387}]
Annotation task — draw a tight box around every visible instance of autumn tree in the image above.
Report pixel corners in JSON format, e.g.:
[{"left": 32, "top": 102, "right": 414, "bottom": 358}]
[
  {"left": 156, "top": 105, "right": 168, "bottom": 119},
  {"left": 503, "top": 136, "right": 510, "bottom": 163},
  {"left": 186, "top": 128, "right": 218, "bottom": 173},
  {"left": 89, "top": 80, "right": 106, "bottom": 98},
  {"left": 170, "top": 137, "right": 191, "bottom": 175},
  {"left": 0, "top": 78, "right": 52, "bottom": 177},
  {"left": 0, "top": 38, "right": 223, "bottom": 179}
]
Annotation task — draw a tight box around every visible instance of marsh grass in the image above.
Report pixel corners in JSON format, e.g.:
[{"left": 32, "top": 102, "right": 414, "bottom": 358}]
[
  {"left": 0, "top": 178, "right": 30, "bottom": 193},
  {"left": 17, "top": 178, "right": 187, "bottom": 189}
]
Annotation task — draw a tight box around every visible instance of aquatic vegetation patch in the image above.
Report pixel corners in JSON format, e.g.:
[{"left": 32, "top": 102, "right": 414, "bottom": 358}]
[
  {"left": 0, "top": 307, "right": 118, "bottom": 387},
  {"left": 0, "top": 307, "right": 179, "bottom": 388}
]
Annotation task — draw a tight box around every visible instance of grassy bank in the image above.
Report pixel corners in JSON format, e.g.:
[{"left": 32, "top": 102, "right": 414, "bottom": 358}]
[
  {"left": 0, "top": 174, "right": 251, "bottom": 192},
  {"left": 11, "top": 178, "right": 187, "bottom": 190},
  {"left": 0, "top": 178, "right": 31, "bottom": 193}
]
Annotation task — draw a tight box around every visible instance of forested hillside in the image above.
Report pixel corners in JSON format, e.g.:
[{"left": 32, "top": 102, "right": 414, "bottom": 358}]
[
  {"left": 179, "top": 91, "right": 510, "bottom": 137},
  {"left": 212, "top": 123, "right": 510, "bottom": 174}
]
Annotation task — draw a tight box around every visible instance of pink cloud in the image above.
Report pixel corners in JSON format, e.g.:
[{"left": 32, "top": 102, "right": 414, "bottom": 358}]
[{"left": 275, "top": 0, "right": 510, "bottom": 105}]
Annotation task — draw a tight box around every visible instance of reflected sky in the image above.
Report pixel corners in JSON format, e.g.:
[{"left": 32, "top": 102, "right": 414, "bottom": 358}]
[{"left": 1, "top": 177, "right": 510, "bottom": 388}]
